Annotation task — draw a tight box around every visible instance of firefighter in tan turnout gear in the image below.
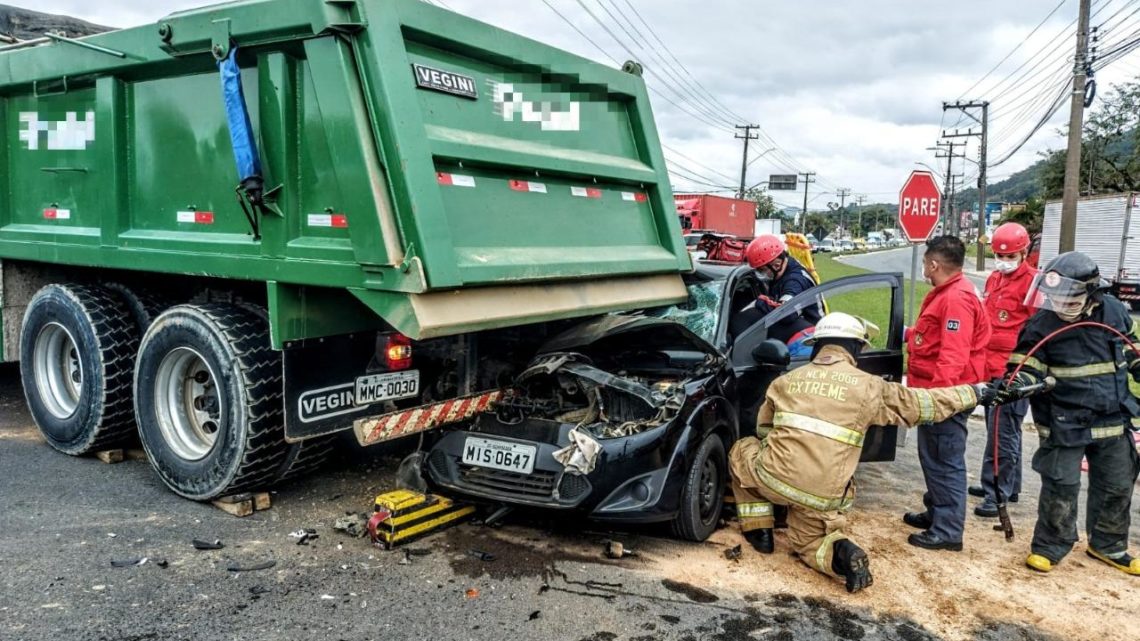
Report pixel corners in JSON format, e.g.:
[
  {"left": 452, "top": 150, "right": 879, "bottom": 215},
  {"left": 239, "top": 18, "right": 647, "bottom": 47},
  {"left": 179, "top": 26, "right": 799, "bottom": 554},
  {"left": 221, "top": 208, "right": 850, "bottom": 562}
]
[{"left": 728, "top": 312, "right": 1000, "bottom": 592}]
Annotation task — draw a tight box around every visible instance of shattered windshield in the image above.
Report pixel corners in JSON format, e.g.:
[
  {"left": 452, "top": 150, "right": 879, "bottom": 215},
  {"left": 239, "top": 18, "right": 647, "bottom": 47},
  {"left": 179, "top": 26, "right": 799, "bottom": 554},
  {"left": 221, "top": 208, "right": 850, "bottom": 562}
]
[{"left": 646, "top": 279, "right": 725, "bottom": 345}]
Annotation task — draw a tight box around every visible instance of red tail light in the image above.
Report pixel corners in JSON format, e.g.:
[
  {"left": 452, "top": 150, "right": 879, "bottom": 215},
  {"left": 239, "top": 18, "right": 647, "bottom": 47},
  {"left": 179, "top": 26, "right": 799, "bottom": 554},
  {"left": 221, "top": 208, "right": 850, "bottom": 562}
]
[{"left": 385, "top": 333, "right": 413, "bottom": 371}]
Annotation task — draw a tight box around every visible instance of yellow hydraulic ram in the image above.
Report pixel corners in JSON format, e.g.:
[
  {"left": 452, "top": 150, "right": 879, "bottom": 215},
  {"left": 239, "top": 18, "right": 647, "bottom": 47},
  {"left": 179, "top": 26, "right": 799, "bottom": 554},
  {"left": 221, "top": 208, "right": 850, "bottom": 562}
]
[{"left": 366, "top": 489, "right": 475, "bottom": 549}]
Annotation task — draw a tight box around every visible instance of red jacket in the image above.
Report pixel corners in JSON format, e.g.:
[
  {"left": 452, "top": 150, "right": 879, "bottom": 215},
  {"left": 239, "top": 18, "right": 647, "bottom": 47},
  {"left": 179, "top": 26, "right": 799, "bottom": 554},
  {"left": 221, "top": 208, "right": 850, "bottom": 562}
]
[
  {"left": 906, "top": 272, "right": 991, "bottom": 388},
  {"left": 982, "top": 261, "right": 1036, "bottom": 378}
]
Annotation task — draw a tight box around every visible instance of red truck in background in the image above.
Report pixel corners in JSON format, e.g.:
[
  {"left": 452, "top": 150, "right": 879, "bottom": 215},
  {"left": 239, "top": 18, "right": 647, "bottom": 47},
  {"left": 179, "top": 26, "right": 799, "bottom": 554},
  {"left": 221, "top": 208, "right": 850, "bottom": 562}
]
[{"left": 675, "top": 194, "right": 757, "bottom": 238}]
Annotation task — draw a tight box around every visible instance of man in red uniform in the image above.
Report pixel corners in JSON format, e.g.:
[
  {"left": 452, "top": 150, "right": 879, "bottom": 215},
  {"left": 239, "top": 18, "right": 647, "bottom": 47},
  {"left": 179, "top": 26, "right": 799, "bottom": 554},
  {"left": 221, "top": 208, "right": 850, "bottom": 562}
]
[
  {"left": 969, "top": 223, "right": 1036, "bottom": 517},
  {"left": 902, "top": 236, "right": 991, "bottom": 550}
]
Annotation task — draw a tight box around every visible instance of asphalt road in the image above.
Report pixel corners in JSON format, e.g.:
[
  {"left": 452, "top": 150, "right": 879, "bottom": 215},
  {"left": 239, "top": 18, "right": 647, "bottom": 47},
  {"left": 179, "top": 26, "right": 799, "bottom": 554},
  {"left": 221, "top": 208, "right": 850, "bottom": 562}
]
[
  {"left": 0, "top": 362, "right": 1135, "bottom": 641},
  {"left": 837, "top": 247, "right": 991, "bottom": 290}
]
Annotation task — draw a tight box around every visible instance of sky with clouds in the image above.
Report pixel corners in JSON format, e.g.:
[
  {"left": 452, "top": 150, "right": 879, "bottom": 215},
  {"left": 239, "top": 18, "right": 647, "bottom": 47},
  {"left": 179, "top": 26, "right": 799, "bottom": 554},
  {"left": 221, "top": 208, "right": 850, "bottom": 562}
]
[{"left": 20, "top": 0, "right": 1140, "bottom": 208}]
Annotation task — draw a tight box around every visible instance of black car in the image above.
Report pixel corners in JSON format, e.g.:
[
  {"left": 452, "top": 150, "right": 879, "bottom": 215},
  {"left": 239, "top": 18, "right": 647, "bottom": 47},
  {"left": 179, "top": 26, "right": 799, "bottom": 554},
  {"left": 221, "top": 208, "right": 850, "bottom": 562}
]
[{"left": 424, "top": 265, "right": 906, "bottom": 541}]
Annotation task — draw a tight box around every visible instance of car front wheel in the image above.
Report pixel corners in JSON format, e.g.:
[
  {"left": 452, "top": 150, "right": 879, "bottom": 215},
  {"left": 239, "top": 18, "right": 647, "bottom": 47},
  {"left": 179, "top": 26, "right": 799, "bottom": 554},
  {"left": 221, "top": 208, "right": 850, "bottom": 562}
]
[{"left": 670, "top": 432, "right": 726, "bottom": 542}]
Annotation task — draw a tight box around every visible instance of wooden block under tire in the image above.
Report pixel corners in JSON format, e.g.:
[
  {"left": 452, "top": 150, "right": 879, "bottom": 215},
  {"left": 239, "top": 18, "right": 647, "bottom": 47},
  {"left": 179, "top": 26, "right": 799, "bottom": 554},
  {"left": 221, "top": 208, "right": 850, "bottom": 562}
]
[
  {"left": 211, "top": 492, "right": 271, "bottom": 517},
  {"left": 95, "top": 449, "right": 125, "bottom": 464}
]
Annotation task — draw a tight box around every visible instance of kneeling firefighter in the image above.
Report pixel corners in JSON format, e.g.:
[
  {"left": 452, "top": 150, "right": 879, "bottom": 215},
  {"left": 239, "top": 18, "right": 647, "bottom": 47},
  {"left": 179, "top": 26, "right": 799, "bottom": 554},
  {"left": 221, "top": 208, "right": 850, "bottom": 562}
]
[
  {"left": 728, "top": 312, "right": 1000, "bottom": 592},
  {"left": 1000, "top": 251, "right": 1140, "bottom": 575}
]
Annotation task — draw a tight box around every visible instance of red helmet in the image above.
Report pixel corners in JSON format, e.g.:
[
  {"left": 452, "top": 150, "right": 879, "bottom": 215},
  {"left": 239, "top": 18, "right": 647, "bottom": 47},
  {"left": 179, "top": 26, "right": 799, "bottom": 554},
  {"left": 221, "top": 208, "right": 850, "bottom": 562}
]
[
  {"left": 746, "top": 234, "right": 785, "bottom": 269},
  {"left": 990, "top": 222, "right": 1030, "bottom": 253}
]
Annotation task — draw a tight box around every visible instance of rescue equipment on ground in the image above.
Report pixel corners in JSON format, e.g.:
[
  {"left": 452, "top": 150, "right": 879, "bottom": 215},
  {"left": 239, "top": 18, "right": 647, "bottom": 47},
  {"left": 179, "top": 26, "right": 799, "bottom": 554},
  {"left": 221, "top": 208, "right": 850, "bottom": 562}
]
[{"left": 366, "top": 489, "right": 475, "bottom": 549}]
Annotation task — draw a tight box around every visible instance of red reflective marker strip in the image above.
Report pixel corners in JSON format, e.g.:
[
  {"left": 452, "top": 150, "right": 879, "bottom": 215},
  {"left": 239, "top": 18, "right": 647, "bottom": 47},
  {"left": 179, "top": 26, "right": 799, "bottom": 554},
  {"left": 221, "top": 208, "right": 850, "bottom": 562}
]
[
  {"left": 621, "top": 192, "right": 647, "bottom": 202},
  {"left": 176, "top": 211, "right": 214, "bottom": 224},
  {"left": 571, "top": 186, "right": 602, "bottom": 199},
  {"left": 509, "top": 179, "right": 547, "bottom": 193},
  {"left": 437, "top": 172, "right": 476, "bottom": 187},
  {"left": 307, "top": 213, "right": 349, "bottom": 228},
  {"left": 43, "top": 208, "right": 71, "bottom": 219}
]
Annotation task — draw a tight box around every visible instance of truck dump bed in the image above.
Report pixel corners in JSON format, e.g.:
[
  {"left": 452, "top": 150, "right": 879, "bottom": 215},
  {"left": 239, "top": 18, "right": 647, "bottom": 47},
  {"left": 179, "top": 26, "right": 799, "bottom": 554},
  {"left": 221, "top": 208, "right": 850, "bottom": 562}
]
[{"left": 0, "top": 0, "right": 688, "bottom": 342}]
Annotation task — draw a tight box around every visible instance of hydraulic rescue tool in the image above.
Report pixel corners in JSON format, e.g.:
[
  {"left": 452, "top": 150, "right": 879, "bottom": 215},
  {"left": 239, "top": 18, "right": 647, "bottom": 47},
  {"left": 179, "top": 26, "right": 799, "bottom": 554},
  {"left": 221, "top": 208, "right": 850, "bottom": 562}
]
[{"left": 990, "top": 376, "right": 1056, "bottom": 541}]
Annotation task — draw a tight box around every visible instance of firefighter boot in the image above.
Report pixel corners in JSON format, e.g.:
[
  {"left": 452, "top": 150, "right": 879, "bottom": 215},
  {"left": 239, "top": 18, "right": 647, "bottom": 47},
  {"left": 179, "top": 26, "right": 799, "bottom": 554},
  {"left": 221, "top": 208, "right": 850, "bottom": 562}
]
[
  {"left": 1087, "top": 550, "right": 1140, "bottom": 576},
  {"left": 1025, "top": 553, "right": 1055, "bottom": 573},
  {"left": 743, "top": 528, "right": 774, "bottom": 554},
  {"left": 832, "top": 539, "right": 873, "bottom": 593}
]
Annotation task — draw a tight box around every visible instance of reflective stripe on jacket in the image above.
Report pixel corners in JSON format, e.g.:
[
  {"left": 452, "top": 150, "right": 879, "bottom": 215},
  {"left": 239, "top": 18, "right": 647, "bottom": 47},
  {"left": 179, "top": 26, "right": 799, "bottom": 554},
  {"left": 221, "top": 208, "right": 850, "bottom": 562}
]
[
  {"left": 1007, "top": 295, "right": 1140, "bottom": 447},
  {"left": 756, "top": 345, "right": 978, "bottom": 507}
]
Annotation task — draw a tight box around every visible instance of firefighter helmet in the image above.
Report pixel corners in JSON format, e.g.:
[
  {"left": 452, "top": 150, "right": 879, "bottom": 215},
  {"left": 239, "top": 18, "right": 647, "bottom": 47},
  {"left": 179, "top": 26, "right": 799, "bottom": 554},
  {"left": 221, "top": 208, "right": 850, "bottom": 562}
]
[
  {"left": 1026, "top": 251, "right": 1104, "bottom": 319},
  {"left": 990, "top": 223, "right": 1030, "bottom": 253},
  {"left": 745, "top": 234, "right": 785, "bottom": 269},
  {"left": 805, "top": 312, "right": 873, "bottom": 346}
]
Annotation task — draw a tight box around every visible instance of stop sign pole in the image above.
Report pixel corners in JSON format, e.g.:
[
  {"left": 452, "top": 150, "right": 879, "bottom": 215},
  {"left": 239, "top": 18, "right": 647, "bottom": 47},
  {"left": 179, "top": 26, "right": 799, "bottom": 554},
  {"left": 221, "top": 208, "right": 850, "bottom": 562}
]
[{"left": 898, "top": 171, "right": 943, "bottom": 322}]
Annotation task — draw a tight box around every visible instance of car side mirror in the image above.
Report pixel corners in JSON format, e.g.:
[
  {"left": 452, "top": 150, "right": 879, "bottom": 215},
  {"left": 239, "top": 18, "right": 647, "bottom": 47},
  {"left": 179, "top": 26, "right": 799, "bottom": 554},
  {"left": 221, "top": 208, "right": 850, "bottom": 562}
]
[{"left": 751, "top": 339, "right": 790, "bottom": 368}]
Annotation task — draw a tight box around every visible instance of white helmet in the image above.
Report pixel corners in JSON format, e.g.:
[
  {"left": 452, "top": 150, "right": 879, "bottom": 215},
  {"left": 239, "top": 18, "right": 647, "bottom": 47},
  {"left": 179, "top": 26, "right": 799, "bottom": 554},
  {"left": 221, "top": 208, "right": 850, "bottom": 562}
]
[{"left": 804, "top": 312, "right": 874, "bottom": 346}]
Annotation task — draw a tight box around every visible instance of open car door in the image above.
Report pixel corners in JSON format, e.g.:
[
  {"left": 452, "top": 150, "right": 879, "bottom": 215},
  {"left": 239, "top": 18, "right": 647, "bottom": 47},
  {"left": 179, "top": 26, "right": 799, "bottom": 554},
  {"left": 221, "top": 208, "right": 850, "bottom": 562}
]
[{"left": 728, "top": 273, "right": 906, "bottom": 462}]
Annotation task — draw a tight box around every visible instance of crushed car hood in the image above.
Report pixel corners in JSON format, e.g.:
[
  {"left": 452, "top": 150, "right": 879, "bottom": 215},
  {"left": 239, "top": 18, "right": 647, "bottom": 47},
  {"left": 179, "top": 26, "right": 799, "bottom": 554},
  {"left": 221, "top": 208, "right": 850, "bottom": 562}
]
[{"left": 538, "top": 315, "right": 718, "bottom": 356}]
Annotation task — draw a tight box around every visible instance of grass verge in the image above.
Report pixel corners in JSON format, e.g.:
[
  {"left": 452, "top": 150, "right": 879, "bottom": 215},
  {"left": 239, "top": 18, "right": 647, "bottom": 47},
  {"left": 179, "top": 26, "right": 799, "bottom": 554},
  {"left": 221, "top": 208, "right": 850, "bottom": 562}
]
[{"left": 811, "top": 254, "right": 932, "bottom": 341}]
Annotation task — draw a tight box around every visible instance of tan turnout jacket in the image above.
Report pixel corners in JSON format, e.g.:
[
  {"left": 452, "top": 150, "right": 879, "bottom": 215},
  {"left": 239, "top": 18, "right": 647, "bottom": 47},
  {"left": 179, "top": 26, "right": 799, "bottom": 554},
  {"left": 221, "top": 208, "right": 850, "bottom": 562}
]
[{"left": 755, "top": 345, "right": 979, "bottom": 510}]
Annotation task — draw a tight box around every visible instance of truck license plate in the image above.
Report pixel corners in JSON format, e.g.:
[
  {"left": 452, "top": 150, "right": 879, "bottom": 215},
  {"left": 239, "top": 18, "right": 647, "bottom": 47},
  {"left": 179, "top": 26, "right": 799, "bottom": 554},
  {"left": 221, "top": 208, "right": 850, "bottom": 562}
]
[
  {"left": 461, "top": 437, "right": 536, "bottom": 474},
  {"left": 354, "top": 370, "right": 420, "bottom": 405}
]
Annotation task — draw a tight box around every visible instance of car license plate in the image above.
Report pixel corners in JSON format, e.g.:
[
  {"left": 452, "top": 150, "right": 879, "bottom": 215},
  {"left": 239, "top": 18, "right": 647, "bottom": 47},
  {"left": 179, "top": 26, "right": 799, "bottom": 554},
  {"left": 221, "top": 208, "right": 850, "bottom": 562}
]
[
  {"left": 354, "top": 370, "right": 420, "bottom": 405},
  {"left": 461, "top": 437, "right": 536, "bottom": 474}
]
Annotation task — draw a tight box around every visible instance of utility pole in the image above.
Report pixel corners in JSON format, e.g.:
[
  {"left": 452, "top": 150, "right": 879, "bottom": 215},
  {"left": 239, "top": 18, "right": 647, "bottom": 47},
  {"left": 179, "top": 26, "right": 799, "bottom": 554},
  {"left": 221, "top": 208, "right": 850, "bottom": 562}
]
[
  {"left": 949, "top": 174, "right": 964, "bottom": 232},
  {"left": 836, "top": 188, "right": 851, "bottom": 238},
  {"left": 933, "top": 141, "right": 967, "bottom": 235},
  {"left": 1060, "top": 0, "right": 1092, "bottom": 253},
  {"left": 943, "top": 100, "right": 990, "bottom": 271},
  {"left": 735, "top": 124, "right": 760, "bottom": 199},
  {"left": 856, "top": 194, "right": 867, "bottom": 232},
  {"left": 799, "top": 172, "right": 816, "bottom": 233}
]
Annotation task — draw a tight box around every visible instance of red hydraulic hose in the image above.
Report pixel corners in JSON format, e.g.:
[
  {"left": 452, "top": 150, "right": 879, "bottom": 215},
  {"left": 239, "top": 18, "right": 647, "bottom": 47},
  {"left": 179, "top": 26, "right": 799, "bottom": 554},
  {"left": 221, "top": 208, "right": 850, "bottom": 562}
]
[{"left": 990, "top": 320, "right": 1140, "bottom": 540}]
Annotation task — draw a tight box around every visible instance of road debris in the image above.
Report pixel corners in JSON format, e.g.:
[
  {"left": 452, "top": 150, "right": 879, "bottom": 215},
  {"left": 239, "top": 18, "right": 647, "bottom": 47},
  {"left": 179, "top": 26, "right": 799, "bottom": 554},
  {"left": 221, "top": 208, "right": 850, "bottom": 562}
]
[
  {"left": 724, "top": 544, "right": 743, "bottom": 562},
  {"left": 467, "top": 549, "right": 495, "bottom": 562},
  {"left": 226, "top": 560, "right": 277, "bottom": 573},
  {"left": 320, "top": 594, "right": 336, "bottom": 600},
  {"left": 333, "top": 513, "right": 369, "bottom": 538},
  {"left": 529, "top": 610, "right": 541, "bottom": 621},
  {"left": 192, "top": 538, "right": 224, "bottom": 550},
  {"left": 465, "top": 588, "right": 480, "bottom": 599},
  {"left": 110, "top": 557, "right": 147, "bottom": 568},
  {"left": 604, "top": 541, "right": 636, "bottom": 559},
  {"left": 289, "top": 528, "right": 319, "bottom": 545}
]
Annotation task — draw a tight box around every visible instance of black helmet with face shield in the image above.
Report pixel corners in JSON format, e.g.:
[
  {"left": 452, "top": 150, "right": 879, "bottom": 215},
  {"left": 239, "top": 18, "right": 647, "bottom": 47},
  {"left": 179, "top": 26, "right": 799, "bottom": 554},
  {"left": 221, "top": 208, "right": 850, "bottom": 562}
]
[{"left": 1025, "top": 251, "right": 1104, "bottom": 321}]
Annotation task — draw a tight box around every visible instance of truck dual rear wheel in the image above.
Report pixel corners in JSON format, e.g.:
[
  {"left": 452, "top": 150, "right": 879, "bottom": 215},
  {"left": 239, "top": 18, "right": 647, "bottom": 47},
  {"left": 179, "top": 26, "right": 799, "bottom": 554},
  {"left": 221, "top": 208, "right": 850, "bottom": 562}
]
[
  {"left": 134, "top": 304, "right": 289, "bottom": 500},
  {"left": 20, "top": 284, "right": 140, "bottom": 455}
]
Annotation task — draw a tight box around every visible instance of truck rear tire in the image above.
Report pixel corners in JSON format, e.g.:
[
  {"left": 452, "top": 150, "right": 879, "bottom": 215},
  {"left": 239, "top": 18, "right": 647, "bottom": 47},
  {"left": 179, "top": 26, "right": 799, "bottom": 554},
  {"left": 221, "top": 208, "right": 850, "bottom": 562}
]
[
  {"left": 134, "top": 304, "right": 288, "bottom": 500},
  {"left": 105, "top": 282, "right": 171, "bottom": 334},
  {"left": 19, "top": 284, "right": 140, "bottom": 455}
]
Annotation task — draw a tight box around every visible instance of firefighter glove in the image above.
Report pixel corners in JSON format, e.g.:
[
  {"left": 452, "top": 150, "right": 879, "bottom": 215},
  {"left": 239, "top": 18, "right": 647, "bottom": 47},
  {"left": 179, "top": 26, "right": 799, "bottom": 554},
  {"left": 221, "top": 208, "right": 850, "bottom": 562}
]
[
  {"left": 755, "top": 294, "right": 781, "bottom": 315},
  {"left": 1128, "top": 359, "right": 1140, "bottom": 383},
  {"left": 972, "top": 382, "right": 1000, "bottom": 407}
]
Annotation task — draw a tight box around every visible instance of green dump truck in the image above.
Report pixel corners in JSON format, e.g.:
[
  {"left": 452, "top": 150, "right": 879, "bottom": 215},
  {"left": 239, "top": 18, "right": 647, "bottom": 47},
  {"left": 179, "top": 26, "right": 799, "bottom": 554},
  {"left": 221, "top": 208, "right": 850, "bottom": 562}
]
[{"left": 0, "top": 0, "right": 689, "bottom": 499}]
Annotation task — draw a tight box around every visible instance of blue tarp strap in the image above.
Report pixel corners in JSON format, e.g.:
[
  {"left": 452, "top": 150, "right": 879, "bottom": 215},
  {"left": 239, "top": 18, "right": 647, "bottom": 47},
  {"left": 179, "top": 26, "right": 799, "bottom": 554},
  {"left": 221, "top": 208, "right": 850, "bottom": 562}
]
[{"left": 217, "top": 44, "right": 263, "bottom": 205}]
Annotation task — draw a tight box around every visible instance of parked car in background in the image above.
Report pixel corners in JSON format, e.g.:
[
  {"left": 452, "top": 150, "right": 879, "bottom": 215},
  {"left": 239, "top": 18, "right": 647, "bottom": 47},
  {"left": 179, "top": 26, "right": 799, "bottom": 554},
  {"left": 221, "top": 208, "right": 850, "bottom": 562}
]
[
  {"left": 839, "top": 240, "right": 856, "bottom": 252},
  {"left": 423, "top": 266, "right": 906, "bottom": 541},
  {"left": 817, "top": 239, "right": 837, "bottom": 252}
]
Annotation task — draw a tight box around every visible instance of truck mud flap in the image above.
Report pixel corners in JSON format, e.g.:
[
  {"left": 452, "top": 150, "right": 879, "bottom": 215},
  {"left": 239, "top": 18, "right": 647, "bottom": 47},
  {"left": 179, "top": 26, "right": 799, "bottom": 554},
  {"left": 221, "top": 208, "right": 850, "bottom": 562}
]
[{"left": 284, "top": 332, "right": 421, "bottom": 441}]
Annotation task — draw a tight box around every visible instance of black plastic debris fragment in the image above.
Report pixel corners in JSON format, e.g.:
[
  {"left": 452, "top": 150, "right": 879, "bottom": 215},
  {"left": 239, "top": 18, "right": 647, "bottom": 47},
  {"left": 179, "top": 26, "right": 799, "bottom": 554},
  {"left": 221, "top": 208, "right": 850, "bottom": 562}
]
[
  {"left": 468, "top": 549, "right": 496, "bottom": 562},
  {"left": 226, "top": 560, "right": 277, "bottom": 572},
  {"left": 155, "top": 558, "right": 169, "bottom": 569},
  {"left": 110, "top": 557, "right": 147, "bottom": 568},
  {"left": 725, "top": 544, "right": 742, "bottom": 562},
  {"left": 192, "top": 538, "right": 224, "bottom": 550},
  {"left": 528, "top": 610, "right": 541, "bottom": 621}
]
